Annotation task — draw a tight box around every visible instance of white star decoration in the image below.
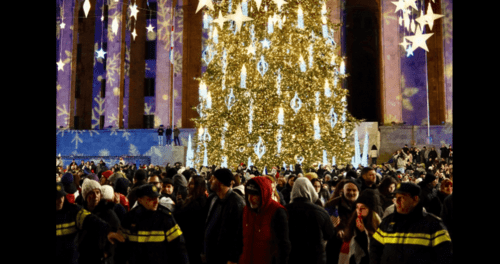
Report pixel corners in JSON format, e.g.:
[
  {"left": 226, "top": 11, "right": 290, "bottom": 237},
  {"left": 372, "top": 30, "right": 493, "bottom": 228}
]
[
  {"left": 399, "top": 37, "right": 409, "bottom": 50},
  {"left": 405, "top": 25, "right": 433, "bottom": 52},
  {"left": 196, "top": 0, "right": 215, "bottom": 13},
  {"left": 131, "top": 28, "right": 138, "bottom": 40},
  {"left": 60, "top": 21, "right": 66, "bottom": 29},
  {"left": 146, "top": 24, "right": 155, "bottom": 32},
  {"left": 226, "top": 4, "right": 254, "bottom": 33},
  {"left": 212, "top": 10, "right": 229, "bottom": 29},
  {"left": 57, "top": 59, "right": 65, "bottom": 71},
  {"left": 260, "top": 38, "right": 271, "bottom": 49},
  {"left": 403, "top": 0, "right": 418, "bottom": 11},
  {"left": 246, "top": 44, "right": 256, "bottom": 56},
  {"left": 96, "top": 48, "right": 107, "bottom": 59},
  {"left": 130, "top": 4, "right": 139, "bottom": 20},
  {"left": 424, "top": 2, "right": 444, "bottom": 30},
  {"left": 392, "top": 0, "right": 405, "bottom": 13}
]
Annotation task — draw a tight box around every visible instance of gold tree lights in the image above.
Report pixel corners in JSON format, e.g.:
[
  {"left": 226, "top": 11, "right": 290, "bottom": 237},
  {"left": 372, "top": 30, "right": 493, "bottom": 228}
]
[{"left": 192, "top": 0, "right": 359, "bottom": 170}]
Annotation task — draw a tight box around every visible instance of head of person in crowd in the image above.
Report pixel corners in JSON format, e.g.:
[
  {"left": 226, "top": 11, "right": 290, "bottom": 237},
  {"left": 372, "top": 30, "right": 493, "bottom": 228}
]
[
  {"left": 210, "top": 168, "right": 234, "bottom": 197},
  {"left": 420, "top": 172, "right": 438, "bottom": 189},
  {"left": 290, "top": 177, "right": 318, "bottom": 204},
  {"left": 304, "top": 172, "right": 318, "bottom": 181},
  {"left": 81, "top": 178, "right": 102, "bottom": 212},
  {"left": 378, "top": 176, "right": 399, "bottom": 198},
  {"left": 162, "top": 178, "right": 175, "bottom": 197},
  {"left": 343, "top": 189, "right": 382, "bottom": 241},
  {"left": 360, "top": 167, "right": 377, "bottom": 187},
  {"left": 311, "top": 178, "right": 323, "bottom": 194},
  {"left": 133, "top": 169, "right": 148, "bottom": 186},
  {"left": 56, "top": 182, "right": 68, "bottom": 211},
  {"left": 148, "top": 175, "right": 163, "bottom": 194},
  {"left": 342, "top": 179, "right": 361, "bottom": 204},
  {"left": 101, "top": 185, "right": 116, "bottom": 203},
  {"left": 440, "top": 178, "right": 453, "bottom": 195},
  {"left": 136, "top": 184, "right": 161, "bottom": 211},
  {"left": 287, "top": 174, "right": 297, "bottom": 188},
  {"left": 114, "top": 177, "right": 130, "bottom": 196},
  {"left": 393, "top": 182, "right": 421, "bottom": 215},
  {"left": 186, "top": 175, "right": 207, "bottom": 202}
]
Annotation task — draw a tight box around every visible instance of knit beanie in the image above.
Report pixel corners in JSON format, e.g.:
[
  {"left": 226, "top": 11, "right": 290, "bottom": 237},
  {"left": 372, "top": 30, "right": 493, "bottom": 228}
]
[
  {"left": 166, "top": 168, "right": 178, "bottom": 179},
  {"left": 422, "top": 172, "right": 437, "bottom": 185},
  {"left": 61, "top": 172, "right": 77, "bottom": 194},
  {"left": 81, "top": 178, "right": 101, "bottom": 200},
  {"left": 101, "top": 185, "right": 115, "bottom": 201},
  {"left": 114, "top": 177, "right": 130, "bottom": 195},
  {"left": 346, "top": 170, "right": 358, "bottom": 180},
  {"left": 213, "top": 168, "right": 234, "bottom": 187},
  {"left": 356, "top": 189, "right": 380, "bottom": 213}
]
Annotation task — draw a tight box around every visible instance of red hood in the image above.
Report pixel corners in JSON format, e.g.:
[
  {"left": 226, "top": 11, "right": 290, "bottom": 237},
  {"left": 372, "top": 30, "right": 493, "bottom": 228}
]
[{"left": 246, "top": 176, "right": 274, "bottom": 210}]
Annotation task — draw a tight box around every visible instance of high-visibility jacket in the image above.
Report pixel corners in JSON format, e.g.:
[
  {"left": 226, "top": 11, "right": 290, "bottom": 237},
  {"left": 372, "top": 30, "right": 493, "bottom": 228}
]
[
  {"left": 121, "top": 203, "right": 189, "bottom": 264},
  {"left": 370, "top": 203, "right": 452, "bottom": 264},
  {"left": 55, "top": 200, "right": 110, "bottom": 264}
]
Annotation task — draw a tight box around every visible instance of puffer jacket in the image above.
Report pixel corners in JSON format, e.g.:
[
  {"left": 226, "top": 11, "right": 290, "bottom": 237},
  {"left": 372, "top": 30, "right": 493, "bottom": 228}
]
[{"left": 239, "top": 177, "right": 291, "bottom": 264}]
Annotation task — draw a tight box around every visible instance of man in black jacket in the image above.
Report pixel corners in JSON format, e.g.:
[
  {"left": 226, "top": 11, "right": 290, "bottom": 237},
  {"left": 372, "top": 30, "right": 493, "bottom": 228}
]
[
  {"left": 202, "top": 169, "right": 245, "bottom": 264},
  {"left": 121, "top": 184, "right": 189, "bottom": 264},
  {"left": 370, "top": 182, "right": 452, "bottom": 264},
  {"left": 56, "top": 182, "right": 124, "bottom": 264},
  {"left": 158, "top": 125, "right": 165, "bottom": 146}
]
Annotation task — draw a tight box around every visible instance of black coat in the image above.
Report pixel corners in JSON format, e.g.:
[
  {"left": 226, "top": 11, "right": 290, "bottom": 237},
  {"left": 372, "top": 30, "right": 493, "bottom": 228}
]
[
  {"left": 286, "top": 197, "right": 335, "bottom": 264},
  {"left": 77, "top": 200, "right": 121, "bottom": 264},
  {"left": 174, "top": 195, "right": 208, "bottom": 264},
  {"left": 203, "top": 189, "right": 245, "bottom": 264},
  {"left": 56, "top": 200, "right": 111, "bottom": 264},
  {"left": 324, "top": 196, "right": 357, "bottom": 264},
  {"left": 280, "top": 183, "right": 293, "bottom": 204}
]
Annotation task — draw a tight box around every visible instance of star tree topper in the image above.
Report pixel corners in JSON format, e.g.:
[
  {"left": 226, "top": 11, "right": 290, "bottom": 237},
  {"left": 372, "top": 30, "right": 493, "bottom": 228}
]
[{"left": 226, "top": 4, "right": 254, "bottom": 33}]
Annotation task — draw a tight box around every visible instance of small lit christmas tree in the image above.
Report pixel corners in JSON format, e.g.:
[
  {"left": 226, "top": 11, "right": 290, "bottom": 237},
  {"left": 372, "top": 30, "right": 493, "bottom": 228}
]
[{"left": 194, "top": 0, "right": 359, "bottom": 170}]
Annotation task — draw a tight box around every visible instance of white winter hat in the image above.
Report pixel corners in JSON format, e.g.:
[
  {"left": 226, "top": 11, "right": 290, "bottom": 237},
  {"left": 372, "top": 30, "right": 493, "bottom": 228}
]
[
  {"left": 101, "top": 185, "right": 115, "bottom": 201},
  {"left": 81, "top": 178, "right": 101, "bottom": 200}
]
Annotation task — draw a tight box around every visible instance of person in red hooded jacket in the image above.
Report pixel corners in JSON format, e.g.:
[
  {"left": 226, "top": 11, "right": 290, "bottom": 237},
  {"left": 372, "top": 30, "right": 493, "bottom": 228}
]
[{"left": 239, "top": 176, "right": 291, "bottom": 264}]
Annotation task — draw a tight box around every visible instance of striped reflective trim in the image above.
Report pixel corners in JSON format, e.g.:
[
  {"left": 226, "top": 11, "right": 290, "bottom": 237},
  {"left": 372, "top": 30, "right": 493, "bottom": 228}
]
[
  {"left": 56, "top": 221, "right": 77, "bottom": 236},
  {"left": 76, "top": 208, "right": 91, "bottom": 230},
  {"left": 432, "top": 230, "right": 451, "bottom": 246},
  {"left": 166, "top": 224, "right": 182, "bottom": 242},
  {"left": 373, "top": 229, "right": 451, "bottom": 247},
  {"left": 127, "top": 230, "right": 166, "bottom": 243}
]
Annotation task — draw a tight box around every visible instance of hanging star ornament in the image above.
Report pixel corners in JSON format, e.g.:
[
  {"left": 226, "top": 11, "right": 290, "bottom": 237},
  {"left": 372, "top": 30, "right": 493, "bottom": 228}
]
[
  {"left": 131, "top": 28, "right": 138, "bottom": 40},
  {"left": 60, "top": 21, "right": 66, "bottom": 29},
  {"left": 57, "top": 59, "right": 65, "bottom": 71},
  {"left": 146, "top": 24, "right": 155, "bottom": 32},
  {"left": 415, "top": 10, "right": 428, "bottom": 28},
  {"left": 405, "top": 25, "right": 434, "bottom": 52},
  {"left": 212, "top": 10, "right": 229, "bottom": 29},
  {"left": 246, "top": 44, "right": 256, "bottom": 56},
  {"left": 196, "top": 0, "right": 215, "bottom": 13},
  {"left": 260, "top": 38, "right": 271, "bottom": 49},
  {"left": 399, "top": 37, "right": 409, "bottom": 50},
  {"left": 406, "top": 44, "right": 414, "bottom": 57},
  {"left": 403, "top": 0, "right": 418, "bottom": 11},
  {"left": 130, "top": 4, "right": 139, "bottom": 20},
  {"left": 392, "top": 0, "right": 405, "bottom": 13},
  {"left": 424, "top": 2, "right": 444, "bottom": 30},
  {"left": 96, "top": 48, "right": 107, "bottom": 59},
  {"left": 226, "top": 4, "right": 254, "bottom": 33}
]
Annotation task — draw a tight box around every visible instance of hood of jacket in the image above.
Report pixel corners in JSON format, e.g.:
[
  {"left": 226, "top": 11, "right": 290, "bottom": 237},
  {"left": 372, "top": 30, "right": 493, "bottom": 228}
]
[
  {"left": 290, "top": 177, "right": 318, "bottom": 204},
  {"left": 245, "top": 176, "right": 275, "bottom": 211}
]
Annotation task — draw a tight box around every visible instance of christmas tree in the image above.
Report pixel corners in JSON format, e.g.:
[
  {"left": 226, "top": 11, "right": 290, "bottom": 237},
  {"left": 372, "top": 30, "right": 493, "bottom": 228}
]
[{"left": 192, "top": 0, "right": 359, "bottom": 170}]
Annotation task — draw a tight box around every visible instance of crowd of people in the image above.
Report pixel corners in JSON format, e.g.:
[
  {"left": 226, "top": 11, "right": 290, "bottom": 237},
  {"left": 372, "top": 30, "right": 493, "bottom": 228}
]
[{"left": 56, "top": 143, "right": 453, "bottom": 264}]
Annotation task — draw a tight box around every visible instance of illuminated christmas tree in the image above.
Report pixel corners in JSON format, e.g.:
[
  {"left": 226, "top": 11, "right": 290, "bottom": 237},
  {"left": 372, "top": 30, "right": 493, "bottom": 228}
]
[{"left": 193, "top": 0, "right": 358, "bottom": 170}]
